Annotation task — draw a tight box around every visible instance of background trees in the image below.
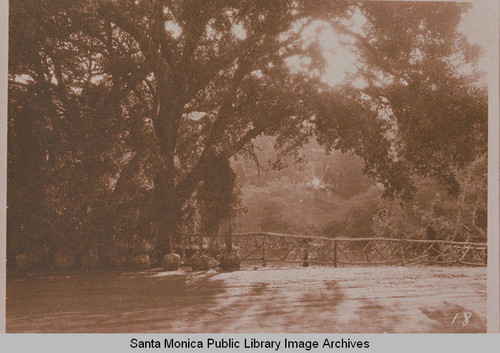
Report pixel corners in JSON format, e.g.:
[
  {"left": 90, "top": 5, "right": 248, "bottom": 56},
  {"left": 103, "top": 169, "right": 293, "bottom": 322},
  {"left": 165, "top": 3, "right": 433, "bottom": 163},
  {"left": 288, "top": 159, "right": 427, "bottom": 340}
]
[{"left": 8, "top": 0, "right": 487, "bottom": 271}]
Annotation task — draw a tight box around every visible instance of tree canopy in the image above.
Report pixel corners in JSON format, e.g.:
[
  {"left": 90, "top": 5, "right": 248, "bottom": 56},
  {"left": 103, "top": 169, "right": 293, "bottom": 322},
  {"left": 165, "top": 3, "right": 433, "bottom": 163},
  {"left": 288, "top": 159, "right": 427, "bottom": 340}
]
[{"left": 8, "top": 0, "right": 487, "bottom": 270}]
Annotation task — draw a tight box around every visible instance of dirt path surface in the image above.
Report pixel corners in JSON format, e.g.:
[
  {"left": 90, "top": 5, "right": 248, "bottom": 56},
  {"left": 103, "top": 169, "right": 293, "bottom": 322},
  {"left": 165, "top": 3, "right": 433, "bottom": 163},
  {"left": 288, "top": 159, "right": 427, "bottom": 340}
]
[{"left": 6, "top": 265, "right": 486, "bottom": 333}]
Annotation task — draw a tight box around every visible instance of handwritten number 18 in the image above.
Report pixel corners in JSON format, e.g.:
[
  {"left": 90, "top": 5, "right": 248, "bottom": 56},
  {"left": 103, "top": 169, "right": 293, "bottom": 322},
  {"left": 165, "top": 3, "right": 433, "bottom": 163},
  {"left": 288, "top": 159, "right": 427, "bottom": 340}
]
[{"left": 452, "top": 312, "right": 472, "bottom": 327}]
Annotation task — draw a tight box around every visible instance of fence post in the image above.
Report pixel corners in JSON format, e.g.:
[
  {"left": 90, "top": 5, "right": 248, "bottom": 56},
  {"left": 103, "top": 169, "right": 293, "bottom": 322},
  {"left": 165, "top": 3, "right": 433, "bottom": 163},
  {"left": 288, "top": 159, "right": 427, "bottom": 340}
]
[
  {"left": 302, "top": 239, "right": 309, "bottom": 267},
  {"left": 333, "top": 240, "right": 337, "bottom": 268},
  {"left": 400, "top": 239, "right": 406, "bottom": 266},
  {"left": 262, "top": 235, "right": 267, "bottom": 267}
]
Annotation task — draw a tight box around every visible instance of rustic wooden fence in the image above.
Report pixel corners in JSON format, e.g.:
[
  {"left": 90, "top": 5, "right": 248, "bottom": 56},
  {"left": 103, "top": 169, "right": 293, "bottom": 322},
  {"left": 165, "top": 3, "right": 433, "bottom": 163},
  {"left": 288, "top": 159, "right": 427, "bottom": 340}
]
[{"left": 231, "top": 232, "right": 487, "bottom": 267}]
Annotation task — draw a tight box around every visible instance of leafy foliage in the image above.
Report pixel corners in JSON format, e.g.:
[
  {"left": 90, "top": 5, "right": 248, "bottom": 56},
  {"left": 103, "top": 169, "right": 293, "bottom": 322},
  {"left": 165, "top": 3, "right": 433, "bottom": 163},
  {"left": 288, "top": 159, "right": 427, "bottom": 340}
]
[
  {"left": 8, "top": 0, "right": 487, "bottom": 271},
  {"left": 323, "top": 155, "right": 487, "bottom": 240}
]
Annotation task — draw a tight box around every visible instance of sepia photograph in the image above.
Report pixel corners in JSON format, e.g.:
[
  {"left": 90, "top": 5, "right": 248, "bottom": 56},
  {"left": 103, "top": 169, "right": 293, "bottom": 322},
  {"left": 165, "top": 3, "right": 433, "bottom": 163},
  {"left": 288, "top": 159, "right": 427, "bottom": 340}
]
[{"left": 4, "top": 0, "right": 497, "bottom": 334}]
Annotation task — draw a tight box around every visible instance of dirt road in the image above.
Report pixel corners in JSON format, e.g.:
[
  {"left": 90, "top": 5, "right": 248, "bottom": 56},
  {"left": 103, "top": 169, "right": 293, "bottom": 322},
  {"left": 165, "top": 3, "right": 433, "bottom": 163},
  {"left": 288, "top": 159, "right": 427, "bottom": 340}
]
[{"left": 6, "top": 265, "right": 486, "bottom": 333}]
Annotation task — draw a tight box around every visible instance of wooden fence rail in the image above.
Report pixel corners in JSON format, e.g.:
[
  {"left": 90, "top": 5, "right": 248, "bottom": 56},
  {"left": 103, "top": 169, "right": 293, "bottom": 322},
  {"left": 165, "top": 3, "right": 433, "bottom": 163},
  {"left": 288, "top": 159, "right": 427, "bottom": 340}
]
[{"left": 231, "top": 232, "right": 487, "bottom": 267}]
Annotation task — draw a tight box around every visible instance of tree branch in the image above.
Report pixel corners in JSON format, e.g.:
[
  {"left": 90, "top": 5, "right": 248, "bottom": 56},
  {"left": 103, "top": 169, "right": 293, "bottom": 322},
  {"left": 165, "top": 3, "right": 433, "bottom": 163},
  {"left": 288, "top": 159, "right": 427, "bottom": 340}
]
[
  {"left": 244, "top": 142, "right": 267, "bottom": 178},
  {"left": 97, "top": 2, "right": 174, "bottom": 78},
  {"left": 327, "top": 19, "right": 406, "bottom": 83},
  {"left": 225, "top": 126, "right": 264, "bottom": 158}
]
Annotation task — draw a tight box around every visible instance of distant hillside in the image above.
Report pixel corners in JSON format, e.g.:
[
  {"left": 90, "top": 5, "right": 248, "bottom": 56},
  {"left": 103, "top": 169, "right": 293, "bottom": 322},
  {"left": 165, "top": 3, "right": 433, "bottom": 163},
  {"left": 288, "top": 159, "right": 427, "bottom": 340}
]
[{"left": 232, "top": 136, "right": 374, "bottom": 234}]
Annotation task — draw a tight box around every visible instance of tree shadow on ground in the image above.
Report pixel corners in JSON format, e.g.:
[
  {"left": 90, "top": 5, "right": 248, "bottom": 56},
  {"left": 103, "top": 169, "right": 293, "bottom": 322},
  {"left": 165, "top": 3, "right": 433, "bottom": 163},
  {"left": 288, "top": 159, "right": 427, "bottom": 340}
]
[
  {"left": 209, "top": 279, "right": 348, "bottom": 332},
  {"left": 7, "top": 271, "right": 226, "bottom": 333},
  {"left": 7, "top": 269, "right": 487, "bottom": 333}
]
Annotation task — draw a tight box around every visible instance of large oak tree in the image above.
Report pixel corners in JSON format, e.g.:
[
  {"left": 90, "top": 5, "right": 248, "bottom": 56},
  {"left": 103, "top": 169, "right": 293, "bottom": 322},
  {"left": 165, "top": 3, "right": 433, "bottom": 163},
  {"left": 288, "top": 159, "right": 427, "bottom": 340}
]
[{"left": 8, "top": 0, "right": 487, "bottom": 266}]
